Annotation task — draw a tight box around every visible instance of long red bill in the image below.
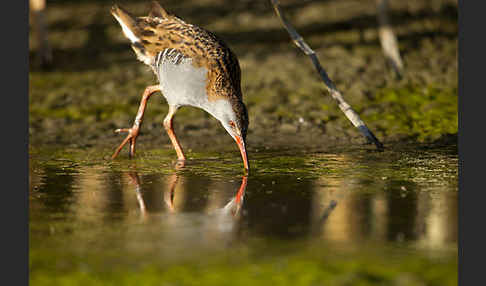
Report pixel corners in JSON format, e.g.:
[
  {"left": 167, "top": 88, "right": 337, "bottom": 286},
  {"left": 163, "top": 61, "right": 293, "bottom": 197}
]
[{"left": 235, "top": 136, "right": 249, "bottom": 174}]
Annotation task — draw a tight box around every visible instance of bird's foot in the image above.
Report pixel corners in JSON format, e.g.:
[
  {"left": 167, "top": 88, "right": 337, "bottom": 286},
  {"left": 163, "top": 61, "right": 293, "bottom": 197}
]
[
  {"left": 111, "top": 126, "right": 140, "bottom": 159},
  {"left": 174, "top": 159, "right": 186, "bottom": 170}
]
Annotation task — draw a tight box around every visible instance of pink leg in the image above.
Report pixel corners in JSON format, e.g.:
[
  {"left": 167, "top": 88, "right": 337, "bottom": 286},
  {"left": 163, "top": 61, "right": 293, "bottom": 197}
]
[
  {"left": 112, "top": 85, "right": 160, "bottom": 159},
  {"left": 163, "top": 105, "right": 186, "bottom": 161}
]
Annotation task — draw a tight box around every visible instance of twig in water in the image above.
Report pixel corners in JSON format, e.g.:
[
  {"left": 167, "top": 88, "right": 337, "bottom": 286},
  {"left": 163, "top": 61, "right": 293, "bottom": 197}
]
[{"left": 270, "top": 0, "right": 384, "bottom": 151}]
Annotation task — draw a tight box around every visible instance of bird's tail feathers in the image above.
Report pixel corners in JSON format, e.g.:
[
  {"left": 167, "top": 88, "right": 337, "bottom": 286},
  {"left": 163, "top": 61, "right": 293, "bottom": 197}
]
[
  {"left": 111, "top": 4, "right": 141, "bottom": 44},
  {"left": 148, "top": 1, "right": 170, "bottom": 19}
]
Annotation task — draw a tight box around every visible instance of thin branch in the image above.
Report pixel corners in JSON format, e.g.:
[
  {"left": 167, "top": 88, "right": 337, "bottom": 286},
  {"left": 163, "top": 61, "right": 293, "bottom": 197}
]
[
  {"left": 270, "top": 0, "right": 384, "bottom": 151},
  {"left": 376, "top": 0, "right": 404, "bottom": 78}
]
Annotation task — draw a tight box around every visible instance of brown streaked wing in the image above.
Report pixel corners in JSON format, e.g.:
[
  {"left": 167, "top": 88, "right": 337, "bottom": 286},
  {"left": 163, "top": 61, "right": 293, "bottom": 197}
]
[{"left": 135, "top": 15, "right": 243, "bottom": 102}]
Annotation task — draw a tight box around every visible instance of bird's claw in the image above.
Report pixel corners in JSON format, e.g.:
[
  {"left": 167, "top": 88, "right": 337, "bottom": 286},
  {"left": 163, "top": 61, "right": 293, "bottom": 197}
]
[{"left": 111, "top": 127, "right": 140, "bottom": 159}]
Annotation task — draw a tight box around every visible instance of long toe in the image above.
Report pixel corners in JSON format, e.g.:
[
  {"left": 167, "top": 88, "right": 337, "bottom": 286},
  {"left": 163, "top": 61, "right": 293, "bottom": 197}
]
[{"left": 112, "top": 127, "right": 140, "bottom": 159}]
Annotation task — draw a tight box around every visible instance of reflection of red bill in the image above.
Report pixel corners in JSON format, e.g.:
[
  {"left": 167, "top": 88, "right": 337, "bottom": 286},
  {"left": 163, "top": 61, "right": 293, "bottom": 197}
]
[
  {"left": 232, "top": 176, "right": 248, "bottom": 216},
  {"left": 235, "top": 176, "right": 248, "bottom": 205}
]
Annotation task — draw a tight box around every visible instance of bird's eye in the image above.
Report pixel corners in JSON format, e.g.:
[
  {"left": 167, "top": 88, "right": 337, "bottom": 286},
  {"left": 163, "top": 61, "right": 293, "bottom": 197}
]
[{"left": 229, "top": 121, "right": 236, "bottom": 128}]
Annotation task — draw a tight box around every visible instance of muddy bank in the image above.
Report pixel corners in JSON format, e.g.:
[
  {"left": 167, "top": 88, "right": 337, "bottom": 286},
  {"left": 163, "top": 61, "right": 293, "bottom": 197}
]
[{"left": 29, "top": 0, "right": 458, "bottom": 151}]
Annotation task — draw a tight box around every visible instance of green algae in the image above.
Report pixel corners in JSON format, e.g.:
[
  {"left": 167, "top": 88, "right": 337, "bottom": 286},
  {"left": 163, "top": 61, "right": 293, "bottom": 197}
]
[
  {"left": 364, "top": 85, "right": 458, "bottom": 142},
  {"left": 30, "top": 138, "right": 458, "bottom": 187},
  {"left": 30, "top": 241, "right": 457, "bottom": 286}
]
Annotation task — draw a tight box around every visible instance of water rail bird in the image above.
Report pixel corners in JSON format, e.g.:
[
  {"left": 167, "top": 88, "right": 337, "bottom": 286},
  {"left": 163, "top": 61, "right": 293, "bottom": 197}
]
[{"left": 110, "top": 1, "right": 250, "bottom": 173}]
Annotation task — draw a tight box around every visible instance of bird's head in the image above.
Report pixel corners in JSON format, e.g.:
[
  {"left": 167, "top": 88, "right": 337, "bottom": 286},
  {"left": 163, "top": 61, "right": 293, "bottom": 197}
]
[{"left": 212, "top": 98, "right": 249, "bottom": 173}]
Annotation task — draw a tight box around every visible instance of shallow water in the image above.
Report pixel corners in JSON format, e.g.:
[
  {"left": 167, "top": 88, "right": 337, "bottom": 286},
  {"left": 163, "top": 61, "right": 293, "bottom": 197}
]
[{"left": 29, "top": 143, "right": 457, "bottom": 284}]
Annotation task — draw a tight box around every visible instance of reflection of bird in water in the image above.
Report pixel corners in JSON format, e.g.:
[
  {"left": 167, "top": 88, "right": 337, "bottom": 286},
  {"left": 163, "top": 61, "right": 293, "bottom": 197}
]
[
  {"left": 162, "top": 170, "right": 179, "bottom": 213},
  {"left": 126, "top": 171, "right": 147, "bottom": 220},
  {"left": 110, "top": 1, "right": 249, "bottom": 173},
  {"left": 125, "top": 163, "right": 248, "bottom": 240},
  {"left": 221, "top": 176, "right": 247, "bottom": 217},
  {"left": 162, "top": 174, "right": 247, "bottom": 219},
  {"left": 209, "top": 176, "right": 247, "bottom": 234}
]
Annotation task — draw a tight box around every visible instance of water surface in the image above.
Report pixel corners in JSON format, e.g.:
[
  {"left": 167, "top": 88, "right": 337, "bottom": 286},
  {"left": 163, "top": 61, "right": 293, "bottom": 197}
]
[{"left": 29, "top": 143, "right": 458, "bottom": 285}]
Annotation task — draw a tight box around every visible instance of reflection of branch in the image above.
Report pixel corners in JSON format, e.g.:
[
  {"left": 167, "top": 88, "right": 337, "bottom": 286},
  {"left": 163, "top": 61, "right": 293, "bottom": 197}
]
[
  {"left": 313, "top": 200, "right": 338, "bottom": 235},
  {"left": 270, "top": 0, "right": 384, "bottom": 151},
  {"left": 318, "top": 200, "right": 337, "bottom": 224}
]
